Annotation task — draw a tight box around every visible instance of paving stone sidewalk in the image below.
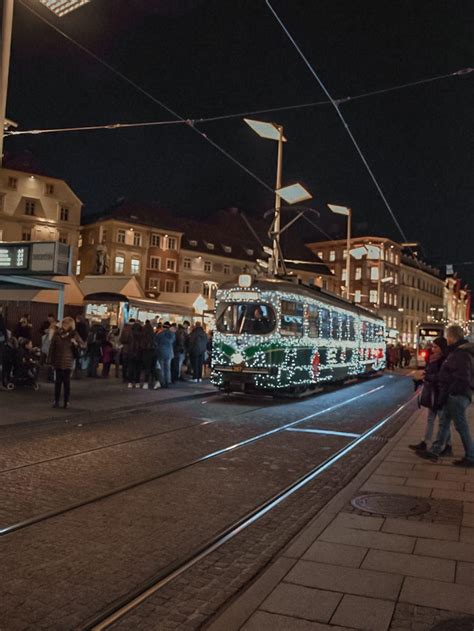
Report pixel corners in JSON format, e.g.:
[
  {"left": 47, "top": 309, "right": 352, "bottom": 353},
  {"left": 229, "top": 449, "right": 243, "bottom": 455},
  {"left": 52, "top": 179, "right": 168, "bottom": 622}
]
[{"left": 208, "top": 405, "right": 474, "bottom": 631}]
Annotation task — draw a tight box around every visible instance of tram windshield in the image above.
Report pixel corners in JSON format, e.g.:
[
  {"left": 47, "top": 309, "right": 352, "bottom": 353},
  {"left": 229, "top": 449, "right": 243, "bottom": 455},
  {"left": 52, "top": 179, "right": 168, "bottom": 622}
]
[{"left": 216, "top": 302, "right": 276, "bottom": 335}]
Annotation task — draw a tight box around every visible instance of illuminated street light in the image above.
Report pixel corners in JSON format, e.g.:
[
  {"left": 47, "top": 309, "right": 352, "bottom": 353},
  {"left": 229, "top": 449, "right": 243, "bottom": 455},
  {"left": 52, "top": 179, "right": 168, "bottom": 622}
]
[
  {"left": 328, "top": 204, "right": 352, "bottom": 300},
  {"left": 276, "top": 183, "right": 312, "bottom": 205},
  {"left": 39, "top": 0, "right": 91, "bottom": 16},
  {"left": 243, "top": 118, "right": 287, "bottom": 142}
]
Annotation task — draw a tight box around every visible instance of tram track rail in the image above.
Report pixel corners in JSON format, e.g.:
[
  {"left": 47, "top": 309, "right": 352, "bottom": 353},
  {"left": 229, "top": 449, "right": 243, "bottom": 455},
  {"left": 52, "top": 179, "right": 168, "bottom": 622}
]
[
  {"left": 0, "top": 383, "right": 385, "bottom": 537},
  {"left": 82, "top": 392, "right": 417, "bottom": 631}
]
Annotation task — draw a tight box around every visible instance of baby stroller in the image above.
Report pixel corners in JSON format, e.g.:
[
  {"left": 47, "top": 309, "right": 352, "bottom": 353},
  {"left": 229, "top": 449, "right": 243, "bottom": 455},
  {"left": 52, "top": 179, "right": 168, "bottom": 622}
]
[{"left": 5, "top": 341, "right": 41, "bottom": 391}]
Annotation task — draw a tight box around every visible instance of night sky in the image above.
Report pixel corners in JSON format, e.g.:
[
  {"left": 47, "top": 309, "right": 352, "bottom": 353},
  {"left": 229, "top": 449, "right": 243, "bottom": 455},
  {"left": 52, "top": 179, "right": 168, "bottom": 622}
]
[{"left": 4, "top": 0, "right": 474, "bottom": 286}]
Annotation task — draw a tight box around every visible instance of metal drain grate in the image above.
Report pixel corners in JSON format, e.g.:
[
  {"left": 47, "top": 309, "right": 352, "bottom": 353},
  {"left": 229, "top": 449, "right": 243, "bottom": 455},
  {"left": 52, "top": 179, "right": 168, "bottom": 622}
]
[{"left": 351, "top": 493, "right": 431, "bottom": 516}]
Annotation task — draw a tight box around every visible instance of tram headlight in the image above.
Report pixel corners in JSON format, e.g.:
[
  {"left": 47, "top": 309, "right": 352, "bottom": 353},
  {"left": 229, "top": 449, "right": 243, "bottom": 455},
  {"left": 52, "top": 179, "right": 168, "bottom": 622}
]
[{"left": 231, "top": 352, "right": 245, "bottom": 364}]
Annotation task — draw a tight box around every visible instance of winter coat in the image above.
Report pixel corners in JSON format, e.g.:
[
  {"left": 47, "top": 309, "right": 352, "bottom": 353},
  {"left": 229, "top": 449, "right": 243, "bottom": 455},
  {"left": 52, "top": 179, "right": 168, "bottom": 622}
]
[
  {"left": 188, "top": 327, "right": 208, "bottom": 356},
  {"left": 438, "top": 340, "right": 474, "bottom": 406},
  {"left": 76, "top": 320, "right": 89, "bottom": 343},
  {"left": 142, "top": 323, "right": 155, "bottom": 351},
  {"left": 174, "top": 327, "right": 186, "bottom": 354},
  {"left": 48, "top": 329, "right": 83, "bottom": 370},
  {"left": 154, "top": 329, "right": 176, "bottom": 361},
  {"left": 419, "top": 356, "right": 444, "bottom": 410},
  {"left": 128, "top": 323, "right": 143, "bottom": 360},
  {"left": 120, "top": 324, "right": 132, "bottom": 353},
  {"left": 14, "top": 323, "right": 32, "bottom": 340}
]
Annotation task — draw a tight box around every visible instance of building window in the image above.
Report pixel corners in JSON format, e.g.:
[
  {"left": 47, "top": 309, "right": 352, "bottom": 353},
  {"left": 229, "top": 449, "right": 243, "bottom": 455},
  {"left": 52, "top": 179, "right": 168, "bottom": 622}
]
[
  {"left": 342, "top": 269, "right": 347, "bottom": 282},
  {"left": 25, "top": 200, "right": 36, "bottom": 216},
  {"left": 369, "top": 289, "right": 378, "bottom": 303},
  {"left": 354, "top": 290, "right": 361, "bottom": 303},
  {"left": 183, "top": 257, "right": 191, "bottom": 270},
  {"left": 78, "top": 234, "right": 83, "bottom": 248},
  {"left": 76, "top": 260, "right": 81, "bottom": 275},
  {"left": 384, "top": 291, "right": 388, "bottom": 304},
  {"left": 395, "top": 254, "right": 400, "bottom": 265},
  {"left": 150, "top": 233, "right": 161, "bottom": 247},
  {"left": 166, "top": 236, "right": 177, "bottom": 250},
  {"left": 317, "top": 251, "right": 323, "bottom": 260},
  {"left": 148, "top": 278, "right": 159, "bottom": 290},
  {"left": 59, "top": 233, "right": 68, "bottom": 244},
  {"left": 183, "top": 280, "right": 190, "bottom": 293},
  {"left": 115, "top": 255, "right": 125, "bottom": 273},
  {"left": 165, "top": 280, "right": 176, "bottom": 292},
  {"left": 355, "top": 267, "right": 362, "bottom": 280},
  {"left": 205, "top": 241, "right": 215, "bottom": 250},
  {"left": 149, "top": 256, "right": 161, "bottom": 270},
  {"left": 131, "top": 258, "right": 140, "bottom": 275},
  {"left": 45, "top": 183, "right": 54, "bottom": 195},
  {"left": 370, "top": 266, "right": 379, "bottom": 281},
  {"left": 60, "top": 206, "right": 69, "bottom": 221},
  {"left": 88, "top": 232, "right": 95, "bottom": 245},
  {"left": 22, "top": 229, "right": 31, "bottom": 241},
  {"left": 133, "top": 232, "right": 142, "bottom": 247},
  {"left": 389, "top": 293, "right": 393, "bottom": 305},
  {"left": 329, "top": 250, "right": 336, "bottom": 261},
  {"left": 204, "top": 260, "right": 212, "bottom": 273},
  {"left": 223, "top": 264, "right": 231, "bottom": 275},
  {"left": 189, "top": 239, "right": 198, "bottom": 247},
  {"left": 117, "top": 229, "right": 126, "bottom": 244},
  {"left": 343, "top": 249, "right": 348, "bottom": 259},
  {"left": 100, "top": 228, "right": 107, "bottom": 243},
  {"left": 166, "top": 258, "right": 176, "bottom": 272},
  {"left": 393, "top": 316, "right": 397, "bottom": 328},
  {"left": 223, "top": 245, "right": 232, "bottom": 253},
  {"left": 394, "top": 273, "right": 399, "bottom": 285},
  {"left": 8, "top": 176, "right": 17, "bottom": 190},
  {"left": 394, "top": 294, "right": 398, "bottom": 306}
]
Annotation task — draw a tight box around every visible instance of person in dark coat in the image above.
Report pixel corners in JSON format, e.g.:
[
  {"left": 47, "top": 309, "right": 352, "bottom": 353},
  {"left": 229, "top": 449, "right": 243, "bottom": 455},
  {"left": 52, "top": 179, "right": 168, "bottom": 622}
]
[
  {"left": 409, "top": 337, "right": 451, "bottom": 453},
  {"left": 155, "top": 322, "right": 176, "bottom": 388},
  {"left": 120, "top": 319, "right": 135, "bottom": 383},
  {"left": 417, "top": 325, "right": 474, "bottom": 466},
  {"left": 14, "top": 316, "right": 32, "bottom": 341},
  {"left": 142, "top": 320, "right": 158, "bottom": 389},
  {"left": 48, "top": 316, "right": 84, "bottom": 408},
  {"left": 188, "top": 322, "right": 208, "bottom": 382},
  {"left": 171, "top": 323, "right": 186, "bottom": 383},
  {"left": 127, "top": 322, "right": 143, "bottom": 388}
]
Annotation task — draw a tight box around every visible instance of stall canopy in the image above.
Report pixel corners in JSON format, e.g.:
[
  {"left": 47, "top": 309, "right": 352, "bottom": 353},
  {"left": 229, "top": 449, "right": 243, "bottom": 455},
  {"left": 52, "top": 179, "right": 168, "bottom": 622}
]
[
  {"left": 80, "top": 275, "right": 145, "bottom": 299},
  {"left": 0, "top": 275, "right": 83, "bottom": 319}
]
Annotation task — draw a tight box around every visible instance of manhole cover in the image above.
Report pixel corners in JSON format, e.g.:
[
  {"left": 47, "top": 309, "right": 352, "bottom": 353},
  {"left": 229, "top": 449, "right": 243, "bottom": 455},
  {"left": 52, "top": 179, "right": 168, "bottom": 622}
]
[
  {"left": 431, "top": 617, "right": 474, "bottom": 630},
  {"left": 351, "top": 493, "right": 431, "bottom": 516}
]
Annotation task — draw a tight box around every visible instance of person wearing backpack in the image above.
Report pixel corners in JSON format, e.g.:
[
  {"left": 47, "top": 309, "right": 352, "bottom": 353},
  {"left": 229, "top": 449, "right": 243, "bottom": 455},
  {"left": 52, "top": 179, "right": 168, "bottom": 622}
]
[
  {"left": 417, "top": 325, "right": 474, "bottom": 467},
  {"left": 409, "top": 337, "right": 452, "bottom": 454}
]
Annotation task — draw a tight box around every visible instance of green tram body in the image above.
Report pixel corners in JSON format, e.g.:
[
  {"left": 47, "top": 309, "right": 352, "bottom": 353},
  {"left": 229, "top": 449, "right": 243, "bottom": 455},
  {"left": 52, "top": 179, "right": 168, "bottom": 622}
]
[{"left": 211, "top": 278, "right": 386, "bottom": 393}]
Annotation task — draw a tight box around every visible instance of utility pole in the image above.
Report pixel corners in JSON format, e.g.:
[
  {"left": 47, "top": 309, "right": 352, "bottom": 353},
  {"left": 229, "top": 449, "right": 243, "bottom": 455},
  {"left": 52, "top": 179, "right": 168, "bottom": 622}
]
[
  {"left": 0, "top": 0, "right": 14, "bottom": 167},
  {"left": 273, "top": 124, "right": 284, "bottom": 276}
]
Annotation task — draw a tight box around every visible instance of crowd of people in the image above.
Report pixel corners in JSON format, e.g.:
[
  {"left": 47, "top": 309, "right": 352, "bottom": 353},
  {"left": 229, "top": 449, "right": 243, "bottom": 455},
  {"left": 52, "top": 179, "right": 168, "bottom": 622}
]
[
  {"left": 0, "top": 310, "right": 213, "bottom": 408},
  {"left": 385, "top": 343, "right": 414, "bottom": 369}
]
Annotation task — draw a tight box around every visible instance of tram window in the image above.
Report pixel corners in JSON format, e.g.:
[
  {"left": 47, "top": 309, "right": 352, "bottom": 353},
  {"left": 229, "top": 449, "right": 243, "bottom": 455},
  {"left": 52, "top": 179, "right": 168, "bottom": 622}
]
[
  {"left": 216, "top": 302, "right": 275, "bottom": 335},
  {"left": 280, "top": 300, "right": 304, "bottom": 336},
  {"left": 348, "top": 316, "right": 356, "bottom": 341},
  {"left": 308, "top": 305, "right": 319, "bottom": 337},
  {"left": 331, "top": 312, "right": 340, "bottom": 339},
  {"left": 320, "top": 307, "right": 331, "bottom": 338}
]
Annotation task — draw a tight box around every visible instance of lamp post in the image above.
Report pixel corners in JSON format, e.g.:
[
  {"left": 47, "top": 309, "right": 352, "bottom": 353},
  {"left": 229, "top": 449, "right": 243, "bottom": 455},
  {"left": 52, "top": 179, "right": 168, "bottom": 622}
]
[
  {"left": 328, "top": 204, "right": 351, "bottom": 300},
  {"left": 244, "top": 118, "right": 311, "bottom": 276}
]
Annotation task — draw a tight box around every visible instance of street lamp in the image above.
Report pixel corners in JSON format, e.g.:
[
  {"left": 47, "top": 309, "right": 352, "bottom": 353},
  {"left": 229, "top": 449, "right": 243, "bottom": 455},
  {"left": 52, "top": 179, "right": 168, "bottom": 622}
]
[
  {"left": 244, "top": 118, "right": 311, "bottom": 276},
  {"left": 328, "top": 204, "right": 351, "bottom": 300}
]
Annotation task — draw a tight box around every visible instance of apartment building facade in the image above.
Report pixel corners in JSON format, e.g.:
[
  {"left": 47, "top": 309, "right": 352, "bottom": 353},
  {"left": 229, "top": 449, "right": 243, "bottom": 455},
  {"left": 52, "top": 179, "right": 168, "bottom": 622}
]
[{"left": 0, "top": 167, "right": 82, "bottom": 265}]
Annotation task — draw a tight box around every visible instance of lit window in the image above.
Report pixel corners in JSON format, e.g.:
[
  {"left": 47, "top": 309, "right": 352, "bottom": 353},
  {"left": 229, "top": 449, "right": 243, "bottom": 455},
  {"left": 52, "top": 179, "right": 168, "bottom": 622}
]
[
  {"left": 205, "top": 242, "right": 215, "bottom": 250},
  {"left": 88, "top": 232, "right": 95, "bottom": 245},
  {"left": 150, "top": 233, "right": 161, "bottom": 247},
  {"left": 384, "top": 291, "right": 388, "bottom": 303},
  {"left": 393, "top": 316, "right": 397, "bottom": 328},
  {"left": 133, "top": 232, "right": 142, "bottom": 247},
  {"left": 388, "top": 316, "right": 392, "bottom": 328},
  {"left": 45, "top": 183, "right": 54, "bottom": 195},
  {"left": 204, "top": 260, "right": 212, "bottom": 273},
  {"left": 100, "top": 228, "right": 107, "bottom": 243},
  {"left": 22, "top": 229, "right": 31, "bottom": 241},
  {"left": 115, "top": 255, "right": 125, "bottom": 273},
  {"left": 395, "top": 254, "right": 400, "bottom": 265},
  {"left": 389, "top": 293, "right": 393, "bottom": 305},
  {"left": 166, "top": 236, "right": 177, "bottom": 250},
  {"left": 370, "top": 266, "right": 379, "bottom": 281},
  {"left": 394, "top": 294, "right": 398, "bottom": 306},
  {"left": 59, "top": 234, "right": 68, "bottom": 244},
  {"left": 329, "top": 250, "right": 336, "bottom": 261},
  {"left": 165, "top": 280, "right": 176, "bottom": 292},
  {"left": 117, "top": 229, "right": 126, "bottom": 244},
  {"left": 8, "top": 176, "right": 17, "bottom": 190},
  {"left": 183, "top": 257, "right": 191, "bottom": 269},
  {"left": 342, "top": 269, "right": 347, "bottom": 281},
  {"left": 223, "top": 245, "right": 232, "bottom": 253},
  {"left": 148, "top": 278, "right": 159, "bottom": 290},
  {"left": 189, "top": 239, "right": 198, "bottom": 247},
  {"left": 76, "top": 260, "right": 81, "bottom": 275},
  {"left": 369, "top": 289, "right": 378, "bottom": 303},
  {"left": 343, "top": 249, "right": 347, "bottom": 259},
  {"left": 131, "top": 258, "right": 140, "bottom": 275},
  {"left": 394, "top": 273, "right": 399, "bottom": 285},
  {"left": 60, "top": 206, "right": 69, "bottom": 221},
  {"left": 183, "top": 280, "right": 190, "bottom": 293},
  {"left": 354, "top": 290, "right": 361, "bottom": 303},
  {"left": 166, "top": 258, "right": 176, "bottom": 272},
  {"left": 355, "top": 267, "right": 362, "bottom": 280},
  {"left": 25, "top": 200, "right": 36, "bottom": 216},
  {"left": 78, "top": 235, "right": 83, "bottom": 248},
  {"left": 224, "top": 264, "right": 231, "bottom": 275},
  {"left": 149, "top": 256, "right": 161, "bottom": 270},
  {"left": 317, "top": 251, "right": 323, "bottom": 260}
]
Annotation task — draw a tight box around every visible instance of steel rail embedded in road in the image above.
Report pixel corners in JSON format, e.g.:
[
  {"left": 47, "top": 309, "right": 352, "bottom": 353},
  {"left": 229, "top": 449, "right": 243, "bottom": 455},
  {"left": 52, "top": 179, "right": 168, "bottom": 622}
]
[
  {"left": 0, "top": 384, "right": 384, "bottom": 536},
  {"left": 84, "top": 392, "right": 416, "bottom": 631}
]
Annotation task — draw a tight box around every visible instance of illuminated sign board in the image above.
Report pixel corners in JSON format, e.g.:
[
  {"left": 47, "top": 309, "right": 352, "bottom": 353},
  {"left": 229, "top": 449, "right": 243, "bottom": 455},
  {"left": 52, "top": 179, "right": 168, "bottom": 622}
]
[{"left": 0, "top": 242, "right": 70, "bottom": 275}]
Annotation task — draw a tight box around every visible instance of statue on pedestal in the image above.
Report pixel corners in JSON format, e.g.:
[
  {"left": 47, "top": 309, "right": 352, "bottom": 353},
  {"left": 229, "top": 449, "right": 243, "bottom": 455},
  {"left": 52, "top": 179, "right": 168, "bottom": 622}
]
[{"left": 94, "top": 240, "right": 109, "bottom": 275}]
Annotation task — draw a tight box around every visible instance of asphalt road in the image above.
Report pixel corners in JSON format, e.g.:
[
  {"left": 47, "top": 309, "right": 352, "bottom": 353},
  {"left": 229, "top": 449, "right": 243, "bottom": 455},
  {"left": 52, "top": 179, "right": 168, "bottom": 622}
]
[{"left": 0, "top": 372, "right": 415, "bottom": 630}]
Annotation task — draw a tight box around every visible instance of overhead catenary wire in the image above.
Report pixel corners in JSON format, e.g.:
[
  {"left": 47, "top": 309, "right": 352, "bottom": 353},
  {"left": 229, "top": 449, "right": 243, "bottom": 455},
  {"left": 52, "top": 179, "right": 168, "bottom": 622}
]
[{"left": 6, "top": 67, "right": 471, "bottom": 137}]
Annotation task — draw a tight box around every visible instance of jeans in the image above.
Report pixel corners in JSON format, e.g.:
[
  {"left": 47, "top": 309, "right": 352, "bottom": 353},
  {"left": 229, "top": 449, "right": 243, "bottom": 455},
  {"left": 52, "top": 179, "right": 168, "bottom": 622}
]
[
  {"left": 424, "top": 408, "right": 451, "bottom": 445},
  {"left": 190, "top": 353, "right": 204, "bottom": 380},
  {"left": 158, "top": 358, "right": 171, "bottom": 387},
  {"left": 432, "top": 395, "right": 474, "bottom": 460},
  {"left": 129, "top": 359, "right": 142, "bottom": 384},
  {"left": 55, "top": 368, "right": 71, "bottom": 404}
]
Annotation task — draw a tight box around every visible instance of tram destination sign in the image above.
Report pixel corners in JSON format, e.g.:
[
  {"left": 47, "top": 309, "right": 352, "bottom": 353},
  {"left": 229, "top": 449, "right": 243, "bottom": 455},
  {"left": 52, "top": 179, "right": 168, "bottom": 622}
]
[{"left": 0, "top": 242, "right": 70, "bottom": 275}]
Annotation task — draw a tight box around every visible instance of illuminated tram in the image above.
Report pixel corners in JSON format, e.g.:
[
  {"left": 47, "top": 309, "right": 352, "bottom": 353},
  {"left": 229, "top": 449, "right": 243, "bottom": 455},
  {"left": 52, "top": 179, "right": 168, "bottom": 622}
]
[
  {"left": 416, "top": 322, "right": 445, "bottom": 367},
  {"left": 211, "top": 275, "right": 386, "bottom": 394}
]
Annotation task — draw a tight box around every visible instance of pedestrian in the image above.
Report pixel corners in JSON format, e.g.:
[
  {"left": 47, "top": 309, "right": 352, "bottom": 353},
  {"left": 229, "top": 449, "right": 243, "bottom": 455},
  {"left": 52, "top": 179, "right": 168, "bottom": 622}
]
[
  {"left": 127, "top": 321, "right": 143, "bottom": 388},
  {"left": 409, "top": 337, "right": 452, "bottom": 454},
  {"left": 403, "top": 346, "right": 412, "bottom": 367},
  {"left": 47, "top": 316, "right": 85, "bottom": 408},
  {"left": 2, "top": 330, "right": 17, "bottom": 388},
  {"left": 86, "top": 322, "right": 106, "bottom": 378},
  {"left": 107, "top": 326, "right": 122, "bottom": 377},
  {"left": 40, "top": 317, "right": 57, "bottom": 382},
  {"left": 155, "top": 322, "right": 176, "bottom": 388},
  {"left": 14, "top": 315, "right": 32, "bottom": 341},
  {"left": 0, "top": 308, "right": 8, "bottom": 381},
  {"left": 120, "top": 318, "right": 135, "bottom": 383},
  {"left": 142, "top": 320, "right": 158, "bottom": 389},
  {"left": 417, "top": 325, "right": 474, "bottom": 466},
  {"left": 171, "top": 323, "right": 186, "bottom": 382},
  {"left": 188, "top": 322, "right": 208, "bottom": 383}
]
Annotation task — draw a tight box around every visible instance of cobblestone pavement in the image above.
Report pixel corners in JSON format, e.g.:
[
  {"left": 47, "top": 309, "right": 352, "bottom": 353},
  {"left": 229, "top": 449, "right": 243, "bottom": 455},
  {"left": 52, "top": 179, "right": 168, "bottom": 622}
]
[{"left": 0, "top": 373, "right": 414, "bottom": 629}]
